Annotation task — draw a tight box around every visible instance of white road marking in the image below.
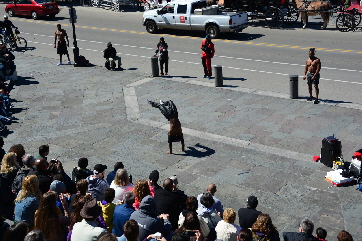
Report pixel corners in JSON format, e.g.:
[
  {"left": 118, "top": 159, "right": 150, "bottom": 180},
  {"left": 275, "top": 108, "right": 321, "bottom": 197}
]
[{"left": 25, "top": 34, "right": 361, "bottom": 85}]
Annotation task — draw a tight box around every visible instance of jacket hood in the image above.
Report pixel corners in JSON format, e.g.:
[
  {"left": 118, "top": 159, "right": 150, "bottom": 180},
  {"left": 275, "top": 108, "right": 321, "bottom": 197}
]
[{"left": 139, "top": 195, "right": 157, "bottom": 217}]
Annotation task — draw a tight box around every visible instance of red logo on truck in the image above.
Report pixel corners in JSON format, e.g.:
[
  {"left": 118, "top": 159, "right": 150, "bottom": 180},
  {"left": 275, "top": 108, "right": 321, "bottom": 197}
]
[{"left": 180, "top": 16, "right": 185, "bottom": 23}]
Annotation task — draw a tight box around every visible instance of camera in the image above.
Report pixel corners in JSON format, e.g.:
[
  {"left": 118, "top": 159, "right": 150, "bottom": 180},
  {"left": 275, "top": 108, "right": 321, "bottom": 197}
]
[
  {"left": 50, "top": 158, "right": 58, "bottom": 164},
  {"left": 154, "top": 232, "right": 161, "bottom": 239},
  {"left": 186, "top": 230, "right": 197, "bottom": 237}
]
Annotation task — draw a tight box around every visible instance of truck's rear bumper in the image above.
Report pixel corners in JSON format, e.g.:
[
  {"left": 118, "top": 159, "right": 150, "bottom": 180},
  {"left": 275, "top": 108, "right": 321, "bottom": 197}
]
[{"left": 230, "top": 24, "right": 248, "bottom": 32}]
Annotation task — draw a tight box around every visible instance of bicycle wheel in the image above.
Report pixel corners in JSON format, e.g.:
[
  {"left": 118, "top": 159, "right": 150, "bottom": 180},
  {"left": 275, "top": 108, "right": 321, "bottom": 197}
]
[
  {"left": 353, "top": 11, "right": 361, "bottom": 25},
  {"left": 15, "top": 37, "right": 27, "bottom": 50}
]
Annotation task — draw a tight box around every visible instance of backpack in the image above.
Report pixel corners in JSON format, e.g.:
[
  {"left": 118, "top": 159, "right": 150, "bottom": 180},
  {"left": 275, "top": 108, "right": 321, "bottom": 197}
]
[
  {"left": 357, "top": 177, "right": 362, "bottom": 191},
  {"left": 78, "top": 55, "right": 90, "bottom": 67}
]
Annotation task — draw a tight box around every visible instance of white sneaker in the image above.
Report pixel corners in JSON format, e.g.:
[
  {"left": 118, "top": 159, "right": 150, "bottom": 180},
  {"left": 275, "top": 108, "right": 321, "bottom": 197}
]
[
  {"left": 57, "top": 62, "right": 62, "bottom": 66},
  {"left": 160, "top": 100, "right": 164, "bottom": 105},
  {"left": 68, "top": 61, "right": 72, "bottom": 65}
]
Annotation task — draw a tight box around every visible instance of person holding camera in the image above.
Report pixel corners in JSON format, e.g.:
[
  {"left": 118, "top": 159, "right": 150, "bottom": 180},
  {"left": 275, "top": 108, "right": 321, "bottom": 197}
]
[
  {"left": 200, "top": 35, "right": 215, "bottom": 80},
  {"left": 154, "top": 37, "right": 169, "bottom": 76},
  {"left": 0, "top": 43, "right": 16, "bottom": 81}
]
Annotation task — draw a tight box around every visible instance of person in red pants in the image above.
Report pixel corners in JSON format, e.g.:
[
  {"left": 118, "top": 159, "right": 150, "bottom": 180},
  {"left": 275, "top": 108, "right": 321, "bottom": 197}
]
[{"left": 200, "top": 35, "right": 215, "bottom": 79}]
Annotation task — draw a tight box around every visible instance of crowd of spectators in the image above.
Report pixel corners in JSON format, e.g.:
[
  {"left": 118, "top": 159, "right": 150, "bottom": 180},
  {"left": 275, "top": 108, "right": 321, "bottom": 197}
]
[{"left": 0, "top": 141, "right": 356, "bottom": 241}]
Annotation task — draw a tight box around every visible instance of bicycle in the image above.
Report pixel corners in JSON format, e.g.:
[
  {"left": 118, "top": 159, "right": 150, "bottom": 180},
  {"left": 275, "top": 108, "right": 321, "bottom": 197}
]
[{"left": 1, "top": 29, "right": 27, "bottom": 51}]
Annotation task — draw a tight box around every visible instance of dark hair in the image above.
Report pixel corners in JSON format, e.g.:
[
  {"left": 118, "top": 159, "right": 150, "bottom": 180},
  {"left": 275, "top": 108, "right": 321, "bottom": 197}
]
[
  {"left": 24, "top": 230, "right": 46, "bottom": 241},
  {"left": 171, "top": 233, "right": 190, "bottom": 241},
  {"left": 124, "top": 191, "right": 135, "bottom": 206},
  {"left": 316, "top": 227, "right": 327, "bottom": 239},
  {"left": 78, "top": 158, "right": 89, "bottom": 169},
  {"left": 238, "top": 229, "right": 253, "bottom": 241},
  {"left": 124, "top": 219, "right": 139, "bottom": 241},
  {"left": 185, "top": 196, "right": 198, "bottom": 212},
  {"left": 38, "top": 145, "right": 49, "bottom": 156},
  {"left": 300, "top": 219, "right": 314, "bottom": 235},
  {"left": 114, "top": 162, "right": 124, "bottom": 170},
  {"left": 337, "top": 230, "right": 353, "bottom": 241},
  {"left": 76, "top": 179, "right": 88, "bottom": 195},
  {"left": 8, "top": 144, "right": 25, "bottom": 159},
  {"left": 4, "top": 221, "right": 28, "bottom": 241},
  {"left": 57, "top": 24, "right": 61, "bottom": 28},
  {"left": 163, "top": 178, "right": 173, "bottom": 191},
  {"left": 104, "top": 188, "right": 115, "bottom": 203},
  {"left": 200, "top": 192, "right": 215, "bottom": 208},
  {"left": 309, "top": 48, "right": 315, "bottom": 52},
  {"left": 98, "top": 233, "right": 118, "bottom": 241},
  {"left": 176, "top": 212, "right": 200, "bottom": 233}
]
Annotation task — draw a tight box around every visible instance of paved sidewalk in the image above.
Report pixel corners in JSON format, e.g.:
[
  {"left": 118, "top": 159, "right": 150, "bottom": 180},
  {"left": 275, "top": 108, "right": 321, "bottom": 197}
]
[{"left": 5, "top": 52, "right": 362, "bottom": 240}]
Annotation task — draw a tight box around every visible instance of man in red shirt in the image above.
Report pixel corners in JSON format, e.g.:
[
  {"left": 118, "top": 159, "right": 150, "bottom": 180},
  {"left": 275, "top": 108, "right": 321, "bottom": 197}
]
[{"left": 200, "top": 35, "right": 215, "bottom": 79}]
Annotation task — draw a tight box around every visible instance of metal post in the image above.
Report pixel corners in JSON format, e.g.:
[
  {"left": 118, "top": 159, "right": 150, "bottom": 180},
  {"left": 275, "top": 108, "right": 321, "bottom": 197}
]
[
  {"left": 214, "top": 65, "right": 223, "bottom": 87},
  {"left": 289, "top": 75, "right": 298, "bottom": 99},
  {"left": 151, "top": 57, "right": 159, "bottom": 77},
  {"left": 70, "top": 5, "right": 80, "bottom": 67}
]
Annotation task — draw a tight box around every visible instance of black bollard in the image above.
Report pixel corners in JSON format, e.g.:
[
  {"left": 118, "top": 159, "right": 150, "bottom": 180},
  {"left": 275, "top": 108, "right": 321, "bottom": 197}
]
[
  {"left": 289, "top": 75, "right": 298, "bottom": 99},
  {"left": 151, "top": 57, "right": 159, "bottom": 77},
  {"left": 214, "top": 65, "right": 223, "bottom": 87}
]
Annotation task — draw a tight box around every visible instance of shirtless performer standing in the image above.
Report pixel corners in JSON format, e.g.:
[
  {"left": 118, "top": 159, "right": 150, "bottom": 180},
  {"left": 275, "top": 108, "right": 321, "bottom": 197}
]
[
  {"left": 147, "top": 99, "right": 185, "bottom": 154},
  {"left": 54, "top": 24, "right": 71, "bottom": 66},
  {"left": 303, "top": 48, "right": 321, "bottom": 104}
]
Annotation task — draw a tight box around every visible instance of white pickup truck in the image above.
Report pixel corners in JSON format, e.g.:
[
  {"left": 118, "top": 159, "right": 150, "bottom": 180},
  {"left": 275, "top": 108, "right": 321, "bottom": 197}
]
[{"left": 142, "top": 0, "right": 248, "bottom": 38}]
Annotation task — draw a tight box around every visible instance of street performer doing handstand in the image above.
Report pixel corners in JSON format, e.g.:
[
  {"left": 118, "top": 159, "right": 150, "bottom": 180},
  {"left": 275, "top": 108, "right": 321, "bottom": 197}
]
[{"left": 147, "top": 99, "right": 185, "bottom": 154}]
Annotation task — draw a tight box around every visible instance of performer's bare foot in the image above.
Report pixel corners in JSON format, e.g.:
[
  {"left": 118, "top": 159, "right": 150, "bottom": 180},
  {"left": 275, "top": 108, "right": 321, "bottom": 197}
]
[
  {"left": 179, "top": 149, "right": 185, "bottom": 152},
  {"left": 167, "top": 151, "right": 172, "bottom": 154}
]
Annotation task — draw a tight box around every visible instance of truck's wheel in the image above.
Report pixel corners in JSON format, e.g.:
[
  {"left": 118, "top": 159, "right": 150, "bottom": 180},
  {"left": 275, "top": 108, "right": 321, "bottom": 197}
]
[
  {"left": 206, "top": 24, "right": 220, "bottom": 39},
  {"left": 146, "top": 21, "right": 158, "bottom": 34}
]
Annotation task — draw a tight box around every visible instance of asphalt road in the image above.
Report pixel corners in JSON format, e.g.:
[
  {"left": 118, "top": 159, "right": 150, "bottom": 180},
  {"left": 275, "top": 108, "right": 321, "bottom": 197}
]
[{"left": 1, "top": 4, "right": 361, "bottom": 106}]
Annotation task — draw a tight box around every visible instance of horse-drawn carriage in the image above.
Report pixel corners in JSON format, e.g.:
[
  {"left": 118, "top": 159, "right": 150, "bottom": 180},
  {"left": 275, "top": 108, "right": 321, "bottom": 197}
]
[{"left": 218, "top": 0, "right": 299, "bottom": 28}]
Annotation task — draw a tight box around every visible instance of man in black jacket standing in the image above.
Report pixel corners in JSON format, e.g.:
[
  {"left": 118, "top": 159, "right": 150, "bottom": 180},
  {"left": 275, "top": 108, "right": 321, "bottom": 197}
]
[
  {"left": 154, "top": 37, "right": 168, "bottom": 75},
  {"left": 103, "top": 42, "right": 122, "bottom": 71},
  {"left": 154, "top": 178, "right": 185, "bottom": 230}
]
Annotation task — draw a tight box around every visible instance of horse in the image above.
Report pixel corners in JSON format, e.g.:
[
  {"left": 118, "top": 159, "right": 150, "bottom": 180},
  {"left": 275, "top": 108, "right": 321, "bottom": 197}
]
[{"left": 294, "top": 0, "right": 331, "bottom": 29}]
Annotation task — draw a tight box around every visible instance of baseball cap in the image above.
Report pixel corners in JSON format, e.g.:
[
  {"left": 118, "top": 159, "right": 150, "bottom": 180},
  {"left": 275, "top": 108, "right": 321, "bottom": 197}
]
[
  {"left": 50, "top": 180, "right": 66, "bottom": 193},
  {"left": 94, "top": 164, "right": 107, "bottom": 174},
  {"left": 205, "top": 35, "right": 211, "bottom": 39}
]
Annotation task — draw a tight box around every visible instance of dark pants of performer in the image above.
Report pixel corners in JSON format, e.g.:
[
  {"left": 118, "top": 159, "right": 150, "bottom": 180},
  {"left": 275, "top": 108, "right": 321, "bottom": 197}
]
[
  {"left": 160, "top": 58, "right": 168, "bottom": 74},
  {"left": 202, "top": 57, "right": 212, "bottom": 77},
  {"left": 149, "top": 100, "right": 178, "bottom": 121}
]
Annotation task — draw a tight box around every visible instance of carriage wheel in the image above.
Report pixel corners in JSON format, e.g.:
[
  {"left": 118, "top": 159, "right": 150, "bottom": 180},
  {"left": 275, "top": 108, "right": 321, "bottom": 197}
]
[
  {"left": 265, "top": 8, "right": 283, "bottom": 29},
  {"left": 283, "top": 5, "right": 299, "bottom": 25},
  {"left": 336, "top": 14, "right": 355, "bottom": 32},
  {"left": 113, "top": 2, "right": 120, "bottom": 11},
  {"left": 353, "top": 11, "right": 361, "bottom": 26}
]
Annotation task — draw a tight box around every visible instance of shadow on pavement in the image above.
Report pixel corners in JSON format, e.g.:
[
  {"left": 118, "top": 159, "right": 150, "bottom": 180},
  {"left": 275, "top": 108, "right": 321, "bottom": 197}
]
[
  {"left": 167, "top": 76, "right": 197, "bottom": 79},
  {"left": 223, "top": 77, "right": 246, "bottom": 81},
  {"left": 174, "top": 143, "right": 215, "bottom": 158},
  {"left": 8, "top": 76, "right": 38, "bottom": 92}
]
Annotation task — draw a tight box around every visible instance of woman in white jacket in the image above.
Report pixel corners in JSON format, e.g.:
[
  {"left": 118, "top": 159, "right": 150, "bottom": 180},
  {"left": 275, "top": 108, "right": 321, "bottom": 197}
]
[{"left": 215, "top": 208, "right": 241, "bottom": 241}]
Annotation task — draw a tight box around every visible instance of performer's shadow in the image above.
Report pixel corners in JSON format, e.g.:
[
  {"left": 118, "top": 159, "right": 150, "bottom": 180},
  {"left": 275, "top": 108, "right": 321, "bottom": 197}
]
[{"left": 176, "top": 143, "right": 215, "bottom": 158}]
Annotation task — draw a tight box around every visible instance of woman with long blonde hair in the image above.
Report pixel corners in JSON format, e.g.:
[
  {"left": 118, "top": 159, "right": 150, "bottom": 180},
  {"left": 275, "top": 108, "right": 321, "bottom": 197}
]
[
  {"left": 110, "top": 169, "right": 134, "bottom": 204},
  {"left": 0, "top": 152, "right": 19, "bottom": 220},
  {"left": 14, "top": 175, "right": 42, "bottom": 227},
  {"left": 34, "top": 191, "right": 69, "bottom": 241},
  {"left": 132, "top": 180, "right": 150, "bottom": 210}
]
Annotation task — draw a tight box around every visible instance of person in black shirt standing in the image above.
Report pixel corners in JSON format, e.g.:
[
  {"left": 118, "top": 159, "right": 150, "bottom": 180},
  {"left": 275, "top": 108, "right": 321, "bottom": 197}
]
[
  {"left": 154, "top": 37, "right": 169, "bottom": 76},
  {"left": 103, "top": 42, "right": 122, "bottom": 71}
]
